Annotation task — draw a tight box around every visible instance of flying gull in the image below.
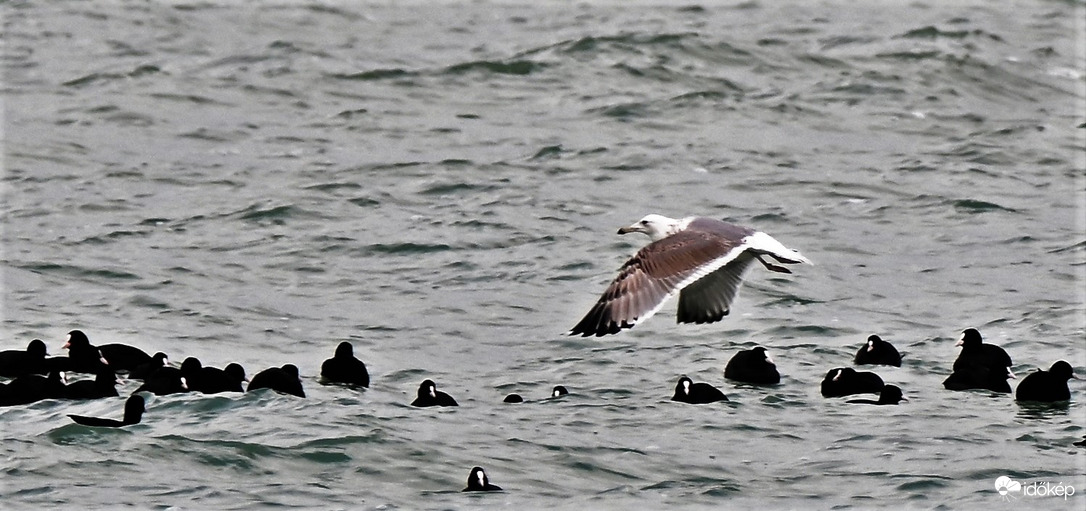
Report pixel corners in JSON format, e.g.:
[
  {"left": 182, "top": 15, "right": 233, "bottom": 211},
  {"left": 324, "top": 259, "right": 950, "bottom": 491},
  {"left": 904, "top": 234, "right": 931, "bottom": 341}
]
[{"left": 569, "top": 214, "right": 810, "bottom": 337}]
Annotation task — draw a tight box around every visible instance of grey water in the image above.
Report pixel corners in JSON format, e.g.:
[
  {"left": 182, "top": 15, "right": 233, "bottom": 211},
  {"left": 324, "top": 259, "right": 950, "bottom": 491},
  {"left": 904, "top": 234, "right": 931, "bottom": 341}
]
[{"left": 2, "top": 1, "right": 1085, "bottom": 509}]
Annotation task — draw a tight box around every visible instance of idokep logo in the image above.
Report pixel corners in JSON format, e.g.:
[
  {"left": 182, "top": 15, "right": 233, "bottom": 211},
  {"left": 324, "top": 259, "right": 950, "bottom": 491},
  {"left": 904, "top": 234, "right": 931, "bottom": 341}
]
[
  {"left": 994, "top": 475, "right": 1076, "bottom": 501},
  {"left": 995, "top": 476, "right": 1021, "bottom": 501}
]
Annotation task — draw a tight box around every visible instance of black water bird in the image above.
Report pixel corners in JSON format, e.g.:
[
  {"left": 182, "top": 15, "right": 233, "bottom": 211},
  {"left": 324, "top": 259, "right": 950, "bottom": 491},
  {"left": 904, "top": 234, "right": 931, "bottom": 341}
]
[
  {"left": 197, "top": 363, "right": 247, "bottom": 394},
  {"left": 943, "top": 365, "right": 1014, "bottom": 393},
  {"left": 550, "top": 385, "right": 568, "bottom": 398},
  {"left": 462, "top": 466, "right": 502, "bottom": 492},
  {"left": 175, "top": 357, "right": 204, "bottom": 391},
  {"left": 671, "top": 375, "right": 728, "bottom": 404},
  {"left": 1015, "top": 361, "right": 1077, "bottom": 403},
  {"left": 320, "top": 341, "right": 369, "bottom": 387},
  {"left": 0, "top": 370, "right": 66, "bottom": 406},
  {"left": 846, "top": 384, "right": 906, "bottom": 405},
  {"left": 410, "top": 379, "right": 457, "bottom": 407},
  {"left": 68, "top": 394, "right": 145, "bottom": 427},
  {"left": 62, "top": 330, "right": 109, "bottom": 374},
  {"left": 135, "top": 357, "right": 202, "bottom": 396},
  {"left": 97, "top": 343, "right": 152, "bottom": 372},
  {"left": 954, "top": 328, "right": 1012, "bottom": 371},
  {"left": 943, "top": 328, "right": 1014, "bottom": 393},
  {"left": 723, "top": 347, "right": 780, "bottom": 384},
  {"left": 64, "top": 367, "right": 120, "bottom": 400},
  {"left": 247, "top": 364, "right": 305, "bottom": 397},
  {"left": 134, "top": 370, "right": 188, "bottom": 395},
  {"left": 42, "top": 355, "right": 72, "bottom": 373},
  {"left": 503, "top": 394, "right": 523, "bottom": 403},
  {"left": 821, "top": 367, "right": 884, "bottom": 397},
  {"left": 129, "top": 352, "right": 170, "bottom": 380},
  {"left": 0, "top": 339, "right": 49, "bottom": 377},
  {"left": 854, "top": 335, "right": 901, "bottom": 367}
]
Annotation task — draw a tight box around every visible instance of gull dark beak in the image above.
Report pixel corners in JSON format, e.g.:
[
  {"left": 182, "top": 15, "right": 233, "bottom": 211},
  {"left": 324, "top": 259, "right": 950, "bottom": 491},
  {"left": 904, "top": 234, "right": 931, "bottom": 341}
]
[{"left": 617, "top": 226, "right": 635, "bottom": 235}]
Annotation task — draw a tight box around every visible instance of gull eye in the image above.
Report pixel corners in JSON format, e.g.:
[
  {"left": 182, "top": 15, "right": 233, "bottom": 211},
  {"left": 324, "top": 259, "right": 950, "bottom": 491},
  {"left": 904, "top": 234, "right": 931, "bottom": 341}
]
[{"left": 640, "top": 220, "right": 649, "bottom": 225}]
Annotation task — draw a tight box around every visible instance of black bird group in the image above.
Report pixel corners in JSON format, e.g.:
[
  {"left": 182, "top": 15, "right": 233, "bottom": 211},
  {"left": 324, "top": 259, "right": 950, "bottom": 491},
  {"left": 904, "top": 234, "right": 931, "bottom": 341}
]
[
  {"left": 1, "top": 331, "right": 510, "bottom": 492},
  {"left": 667, "top": 335, "right": 903, "bottom": 407},
  {"left": 943, "top": 328, "right": 1078, "bottom": 403},
  {"left": 412, "top": 380, "right": 570, "bottom": 407},
  {"left": 3, "top": 326, "right": 1076, "bottom": 494},
  {"left": 0, "top": 331, "right": 517, "bottom": 491},
  {"left": 668, "top": 330, "right": 1077, "bottom": 408},
  {"left": 502, "top": 385, "right": 568, "bottom": 404},
  {"left": 665, "top": 336, "right": 901, "bottom": 407},
  {"left": 0, "top": 331, "right": 374, "bottom": 421},
  {"left": 695, "top": 334, "right": 899, "bottom": 405}
]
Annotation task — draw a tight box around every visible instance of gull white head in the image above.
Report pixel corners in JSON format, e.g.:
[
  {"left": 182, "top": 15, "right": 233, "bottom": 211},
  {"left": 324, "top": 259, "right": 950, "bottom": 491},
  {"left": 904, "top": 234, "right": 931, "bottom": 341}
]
[{"left": 618, "top": 214, "right": 685, "bottom": 242}]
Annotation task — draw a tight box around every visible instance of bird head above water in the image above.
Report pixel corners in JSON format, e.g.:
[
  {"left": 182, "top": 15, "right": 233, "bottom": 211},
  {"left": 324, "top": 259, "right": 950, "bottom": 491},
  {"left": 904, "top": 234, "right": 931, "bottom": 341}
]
[
  {"left": 334, "top": 341, "right": 354, "bottom": 358},
  {"left": 1049, "top": 360, "right": 1078, "bottom": 381},
  {"left": 419, "top": 379, "right": 437, "bottom": 398},
  {"left": 676, "top": 376, "right": 693, "bottom": 396},
  {"left": 956, "top": 328, "right": 982, "bottom": 348}
]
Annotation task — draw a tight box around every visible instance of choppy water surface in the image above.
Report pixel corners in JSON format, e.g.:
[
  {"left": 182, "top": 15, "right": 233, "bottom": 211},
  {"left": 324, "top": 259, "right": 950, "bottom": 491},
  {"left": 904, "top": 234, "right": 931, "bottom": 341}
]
[{"left": 2, "top": 1, "right": 1085, "bottom": 509}]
